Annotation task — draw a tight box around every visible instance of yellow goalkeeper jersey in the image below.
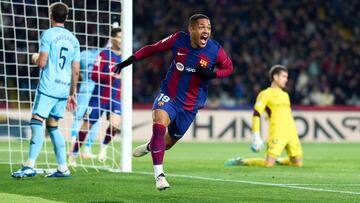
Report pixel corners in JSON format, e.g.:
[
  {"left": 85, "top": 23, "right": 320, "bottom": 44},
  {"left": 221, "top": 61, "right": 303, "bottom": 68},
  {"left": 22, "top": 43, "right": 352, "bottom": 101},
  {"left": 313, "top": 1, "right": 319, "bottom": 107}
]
[{"left": 252, "top": 87, "right": 297, "bottom": 138}]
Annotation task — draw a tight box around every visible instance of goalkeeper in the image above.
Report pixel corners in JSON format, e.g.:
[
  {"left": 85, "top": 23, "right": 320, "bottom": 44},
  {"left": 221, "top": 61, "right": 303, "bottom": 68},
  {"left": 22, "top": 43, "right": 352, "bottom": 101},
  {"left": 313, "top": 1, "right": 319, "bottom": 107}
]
[{"left": 225, "top": 65, "right": 303, "bottom": 167}]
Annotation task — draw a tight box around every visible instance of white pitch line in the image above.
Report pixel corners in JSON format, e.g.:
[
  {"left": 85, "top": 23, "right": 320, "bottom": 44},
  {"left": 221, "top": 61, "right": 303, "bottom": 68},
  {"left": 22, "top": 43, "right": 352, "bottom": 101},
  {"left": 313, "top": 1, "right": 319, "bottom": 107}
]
[{"left": 134, "top": 171, "right": 360, "bottom": 196}]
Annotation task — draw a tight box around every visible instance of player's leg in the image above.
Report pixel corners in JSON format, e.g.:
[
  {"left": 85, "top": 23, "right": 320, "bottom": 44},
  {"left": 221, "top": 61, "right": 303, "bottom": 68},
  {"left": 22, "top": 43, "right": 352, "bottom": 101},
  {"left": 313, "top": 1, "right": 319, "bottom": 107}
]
[
  {"left": 69, "top": 92, "right": 90, "bottom": 143},
  {"left": 83, "top": 120, "right": 100, "bottom": 158},
  {"left": 132, "top": 131, "right": 178, "bottom": 157},
  {"left": 45, "top": 99, "right": 70, "bottom": 177},
  {"left": 225, "top": 137, "right": 284, "bottom": 167},
  {"left": 98, "top": 99, "right": 121, "bottom": 162},
  {"left": 98, "top": 112, "right": 121, "bottom": 162},
  {"left": 280, "top": 136, "right": 303, "bottom": 167},
  {"left": 12, "top": 93, "right": 53, "bottom": 178},
  {"left": 151, "top": 109, "right": 171, "bottom": 190},
  {"left": 71, "top": 97, "right": 99, "bottom": 159}
]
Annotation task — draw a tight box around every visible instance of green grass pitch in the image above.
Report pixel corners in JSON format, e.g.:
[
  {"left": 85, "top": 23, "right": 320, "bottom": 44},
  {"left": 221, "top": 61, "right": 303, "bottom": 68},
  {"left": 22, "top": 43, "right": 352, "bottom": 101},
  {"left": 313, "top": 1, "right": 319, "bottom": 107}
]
[{"left": 1, "top": 142, "right": 360, "bottom": 202}]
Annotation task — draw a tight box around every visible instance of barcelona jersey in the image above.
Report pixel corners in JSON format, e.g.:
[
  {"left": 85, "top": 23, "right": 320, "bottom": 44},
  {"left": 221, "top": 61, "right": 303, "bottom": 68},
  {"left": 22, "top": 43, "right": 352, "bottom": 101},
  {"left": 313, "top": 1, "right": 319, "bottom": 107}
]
[{"left": 134, "top": 31, "right": 233, "bottom": 111}]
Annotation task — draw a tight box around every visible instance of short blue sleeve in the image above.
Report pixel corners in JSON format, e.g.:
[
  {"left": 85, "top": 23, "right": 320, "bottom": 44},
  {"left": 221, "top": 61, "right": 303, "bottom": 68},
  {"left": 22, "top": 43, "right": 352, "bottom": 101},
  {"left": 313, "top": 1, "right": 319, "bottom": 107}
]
[{"left": 40, "top": 30, "right": 51, "bottom": 53}]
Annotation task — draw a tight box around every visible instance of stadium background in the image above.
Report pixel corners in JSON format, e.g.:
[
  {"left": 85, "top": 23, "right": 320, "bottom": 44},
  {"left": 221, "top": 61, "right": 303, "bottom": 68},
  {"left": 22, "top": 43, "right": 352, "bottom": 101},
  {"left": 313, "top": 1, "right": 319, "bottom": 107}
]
[
  {"left": 1, "top": 0, "right": 359, "bottom": 109},
  {"left": 1, "top": 1, "right": 360, "bottom": 202}
]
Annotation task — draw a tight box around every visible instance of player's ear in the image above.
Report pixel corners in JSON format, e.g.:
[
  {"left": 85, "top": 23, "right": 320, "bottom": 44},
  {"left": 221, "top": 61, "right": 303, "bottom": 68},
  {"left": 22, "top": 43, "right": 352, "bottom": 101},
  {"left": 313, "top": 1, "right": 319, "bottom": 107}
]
[{"left": 188, "top": 25, "right": 192, "bottom": 33}]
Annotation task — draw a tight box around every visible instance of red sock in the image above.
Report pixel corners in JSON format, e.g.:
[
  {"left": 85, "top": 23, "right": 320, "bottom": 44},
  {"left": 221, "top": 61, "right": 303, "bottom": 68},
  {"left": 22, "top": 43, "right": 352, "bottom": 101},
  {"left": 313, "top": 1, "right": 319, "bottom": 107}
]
[
  {"left": 150, "top": 123, "right": 166, "bottom": 165},
  {"left": 102, "top": 126, "right": 116, "bottom": 145},
  {"left": 73, "top": 131, "right": 87, "bottom": 153}
]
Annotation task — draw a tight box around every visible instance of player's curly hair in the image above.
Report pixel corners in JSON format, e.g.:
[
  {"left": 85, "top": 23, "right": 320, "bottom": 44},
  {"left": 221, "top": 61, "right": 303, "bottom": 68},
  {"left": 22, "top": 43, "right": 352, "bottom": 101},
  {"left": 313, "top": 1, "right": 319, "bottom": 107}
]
[
  {"left": 50, "top": 2, "right": 69, "bottom": 23},
  {"left": 269, "top": 65, "right": 287, "bottom": 81}
]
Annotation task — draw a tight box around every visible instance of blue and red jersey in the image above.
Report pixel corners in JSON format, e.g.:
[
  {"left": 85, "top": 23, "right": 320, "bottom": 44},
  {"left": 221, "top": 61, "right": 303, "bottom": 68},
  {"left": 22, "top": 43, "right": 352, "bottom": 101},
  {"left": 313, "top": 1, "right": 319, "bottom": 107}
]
[
  {"left": 134, "top": 31, "right": 233, "bottom": 111},
  {"left": 91, "top": 49, "right": 122, "bottom": 104}
]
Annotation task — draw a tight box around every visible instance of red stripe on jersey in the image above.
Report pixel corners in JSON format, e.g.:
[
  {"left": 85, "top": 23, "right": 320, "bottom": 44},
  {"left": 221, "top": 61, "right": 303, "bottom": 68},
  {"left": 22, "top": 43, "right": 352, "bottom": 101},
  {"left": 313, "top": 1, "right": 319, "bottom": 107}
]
[
  {"left": 167, "top": 47, "right": 189, "bottom": 100},
  {"left": 183, "top": 74, "right": 201, "bottom": 111}
]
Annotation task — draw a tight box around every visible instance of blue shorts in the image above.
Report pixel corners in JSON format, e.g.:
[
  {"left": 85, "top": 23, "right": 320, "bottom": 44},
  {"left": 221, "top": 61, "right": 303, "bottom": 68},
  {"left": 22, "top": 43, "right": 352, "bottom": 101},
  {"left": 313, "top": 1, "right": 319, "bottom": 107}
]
[
  {"left": 152, "top": 93, "right": 197, "bottom": 140},
  {"left": 32, "top": 91, "right": 67, "bottom": 119},
  {"left": 86, "top": 96, "right": 121, "bottom": 123}
]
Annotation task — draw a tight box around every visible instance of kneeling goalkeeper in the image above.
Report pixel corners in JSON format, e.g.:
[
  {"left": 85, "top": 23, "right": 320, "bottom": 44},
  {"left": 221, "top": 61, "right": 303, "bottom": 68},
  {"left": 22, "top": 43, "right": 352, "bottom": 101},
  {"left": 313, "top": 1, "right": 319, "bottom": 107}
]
[{"left": 225, "top": 65, "right": 303, "bottom": 167}]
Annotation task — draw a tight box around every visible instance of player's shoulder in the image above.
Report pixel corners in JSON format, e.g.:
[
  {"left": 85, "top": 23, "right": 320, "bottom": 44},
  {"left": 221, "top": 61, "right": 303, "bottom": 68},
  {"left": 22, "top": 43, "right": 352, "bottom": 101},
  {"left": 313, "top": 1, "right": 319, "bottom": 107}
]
[
  {"left": 258, "top": 88, "right": 272, "bottom": 98},
  {"left": 207, "top": 38, "right": 221, "bottom": 49}
]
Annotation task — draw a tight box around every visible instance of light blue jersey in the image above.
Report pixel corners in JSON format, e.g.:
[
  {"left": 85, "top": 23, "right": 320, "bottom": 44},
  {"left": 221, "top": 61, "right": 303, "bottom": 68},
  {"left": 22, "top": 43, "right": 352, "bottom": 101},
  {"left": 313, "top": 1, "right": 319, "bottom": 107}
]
[
  {"left": 38, "top": 26, "right": 80, "bottom": 99},
  {"left": 78, "top": 49, "right": 100, "bottom": 94}
]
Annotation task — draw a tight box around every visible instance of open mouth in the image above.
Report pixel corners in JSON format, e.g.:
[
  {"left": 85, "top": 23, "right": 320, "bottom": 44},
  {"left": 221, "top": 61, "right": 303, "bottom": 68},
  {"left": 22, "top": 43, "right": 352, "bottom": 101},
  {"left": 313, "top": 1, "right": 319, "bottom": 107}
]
[{"left": 200, "top": 35, "right": 209, "bottom": 45}]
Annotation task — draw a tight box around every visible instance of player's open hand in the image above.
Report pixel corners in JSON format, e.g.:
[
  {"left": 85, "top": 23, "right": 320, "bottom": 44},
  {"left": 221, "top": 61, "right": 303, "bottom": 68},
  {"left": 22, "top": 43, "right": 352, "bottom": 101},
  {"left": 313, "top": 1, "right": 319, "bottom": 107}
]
[
  {"left": 195, "top": 66, "right": 216, "bottom": 80},
  {"left": 250, "top": 132, "right": 264, "bottom": 152},
  {"left": 67, "top": 94, "right": 77, "bottom": 112}
]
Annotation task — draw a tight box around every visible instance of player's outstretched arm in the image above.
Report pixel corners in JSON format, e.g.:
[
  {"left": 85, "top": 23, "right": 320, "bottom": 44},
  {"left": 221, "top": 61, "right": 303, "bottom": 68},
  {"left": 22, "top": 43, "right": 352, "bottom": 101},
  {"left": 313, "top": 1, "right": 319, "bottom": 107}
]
[{"left": 114, "top": 55, "right": 136, "bottom": 74}]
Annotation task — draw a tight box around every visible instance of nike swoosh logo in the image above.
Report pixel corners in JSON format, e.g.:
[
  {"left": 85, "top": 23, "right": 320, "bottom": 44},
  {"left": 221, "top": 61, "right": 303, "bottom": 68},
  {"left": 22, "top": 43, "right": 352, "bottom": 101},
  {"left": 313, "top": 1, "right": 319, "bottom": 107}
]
[
  {"left": 152, "top": 150, "right": 163, "bottom": 153},
  {"left": 177, "top": 52, "right": 186, "bottom": 55}
]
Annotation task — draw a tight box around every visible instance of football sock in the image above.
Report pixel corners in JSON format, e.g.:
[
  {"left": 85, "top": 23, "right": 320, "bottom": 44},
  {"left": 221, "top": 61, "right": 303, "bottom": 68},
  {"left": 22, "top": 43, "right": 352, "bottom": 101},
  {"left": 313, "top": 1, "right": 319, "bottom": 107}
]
[
  {"left": 73, "top": 131, "right": 88, "bottom": 154},
  {"left": 47, "top": 126, "right": 66, "bottom": 166},
  {"left": 243, "top": 158, "right": 267, "bottom": 166},
  {"left": 28, "top": 118, "right": 44, "bottom": 165},
  {"left": 154, "top": 164, "right": 164, "bottom": 179},
  {"left": 70, "top": 118, "right": 81, "bottom": 139},
  {"left": 102, "top": 126, "right": 117, "bottom": 145},
  {"left": 85, "top": 121, "right": 100, "bottom": 148},
  {"left": 150, "top": 123, "right": 166, "bottom": 165}
]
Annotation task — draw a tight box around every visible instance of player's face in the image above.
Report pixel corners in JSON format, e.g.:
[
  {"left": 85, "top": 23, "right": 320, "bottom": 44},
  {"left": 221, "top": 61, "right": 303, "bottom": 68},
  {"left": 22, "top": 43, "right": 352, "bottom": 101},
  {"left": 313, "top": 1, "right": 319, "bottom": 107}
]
[
  {"left": 274, "top": 71, "right": 288, "bottom": 88},
  {"left": 111, "top": 32, "right": 122, "bottom": 50},
  {"left": 189, "top": 18, "right": 211, "bottom": 48}
]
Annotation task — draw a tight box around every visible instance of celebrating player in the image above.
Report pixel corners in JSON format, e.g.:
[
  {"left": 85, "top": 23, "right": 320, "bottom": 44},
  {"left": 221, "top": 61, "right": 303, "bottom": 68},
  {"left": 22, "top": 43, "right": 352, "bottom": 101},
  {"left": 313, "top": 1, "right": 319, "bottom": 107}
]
[
  {"left": 68, "top": 28, "right": 122, "bottom": 165},
  {"left": 12, "top": 2, "right": 80, "bottom": 178},
  {"left": 114, "top": 14, "right": 233, "bottom": 190},
  {"left": 224, "top": 65, "right": 303, "bottom": 167}
]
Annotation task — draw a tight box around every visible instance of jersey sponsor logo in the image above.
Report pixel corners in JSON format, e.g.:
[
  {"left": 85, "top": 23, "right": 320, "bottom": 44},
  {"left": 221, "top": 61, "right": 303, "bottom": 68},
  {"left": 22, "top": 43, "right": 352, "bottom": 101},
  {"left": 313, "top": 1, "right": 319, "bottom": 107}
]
[
  {"left": 176, "top": 62, "right": 184, "bottom": 71},
  {"left": 185, "top": 67, "right": 196, "bottom": 72},
  {"left": 176, "top": 62, "right": 196, "bottom": 72}
]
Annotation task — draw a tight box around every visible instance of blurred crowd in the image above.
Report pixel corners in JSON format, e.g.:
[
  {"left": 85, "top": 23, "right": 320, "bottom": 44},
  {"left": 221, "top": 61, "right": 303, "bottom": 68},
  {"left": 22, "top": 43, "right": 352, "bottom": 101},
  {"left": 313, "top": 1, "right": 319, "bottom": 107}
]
[
  {"left": 1, "top": 0, "right": 359, "bottom": 108},
  {"left": 132, "top": 0, "right": 360, "bottom": 107}
]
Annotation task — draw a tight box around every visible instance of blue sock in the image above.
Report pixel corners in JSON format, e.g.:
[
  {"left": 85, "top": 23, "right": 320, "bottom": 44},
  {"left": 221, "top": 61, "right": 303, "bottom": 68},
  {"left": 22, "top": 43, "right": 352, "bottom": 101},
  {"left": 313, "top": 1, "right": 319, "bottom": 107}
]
[
  {"left": 28, "top": 118, "right": 44, "bottom": 161},
  {"left": 70, "top": 118, "right": 82, "bottom": 139},
  {"left": 47, "top": 126, "right": 66, "bottom": 165},
  {"left": 85, "top": 121, "right": 100, "bottom": 148}
]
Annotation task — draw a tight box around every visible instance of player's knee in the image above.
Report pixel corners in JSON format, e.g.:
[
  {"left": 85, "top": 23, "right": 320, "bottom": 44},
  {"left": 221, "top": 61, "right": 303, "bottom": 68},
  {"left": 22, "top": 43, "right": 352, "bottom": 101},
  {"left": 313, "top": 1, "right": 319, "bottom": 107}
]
[
  {"left": 46, "top": 126, "right": 58, "bottom": 133},
  {"left": 152, "top": 110, "right": 170, "bottom": 126}
]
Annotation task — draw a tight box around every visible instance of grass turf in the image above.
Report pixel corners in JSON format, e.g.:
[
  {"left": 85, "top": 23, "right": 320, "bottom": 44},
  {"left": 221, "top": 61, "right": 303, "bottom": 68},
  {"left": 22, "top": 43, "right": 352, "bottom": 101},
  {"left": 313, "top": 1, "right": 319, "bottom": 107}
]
[{"left": 1, "top": 142, "right": 360, "bottom": 202}]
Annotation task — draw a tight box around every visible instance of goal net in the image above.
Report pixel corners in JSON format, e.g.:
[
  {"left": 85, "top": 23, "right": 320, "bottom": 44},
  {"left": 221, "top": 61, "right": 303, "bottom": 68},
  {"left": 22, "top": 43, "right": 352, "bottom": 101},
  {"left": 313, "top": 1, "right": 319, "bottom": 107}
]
[{"left": 0, "top": 0, "right": 127, "bottom": 173}]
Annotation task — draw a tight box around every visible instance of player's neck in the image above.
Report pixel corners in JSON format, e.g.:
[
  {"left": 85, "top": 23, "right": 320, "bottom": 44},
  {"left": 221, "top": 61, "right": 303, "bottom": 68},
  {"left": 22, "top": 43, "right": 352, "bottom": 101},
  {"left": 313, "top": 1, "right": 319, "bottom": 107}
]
[
  {"left": 270, "top": 83, "right": 281, "bottom": 89},
  {"left": 111, "top": 46, "right": 121, "bottom": 55},
  {"left": 52, "top": 22, "right": 65, "bottom": 27}
]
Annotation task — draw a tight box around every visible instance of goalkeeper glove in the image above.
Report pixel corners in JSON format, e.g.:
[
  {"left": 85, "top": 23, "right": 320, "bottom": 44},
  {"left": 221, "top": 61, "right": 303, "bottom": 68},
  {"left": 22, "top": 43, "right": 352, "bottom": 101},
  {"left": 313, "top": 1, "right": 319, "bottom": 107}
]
[
  {"left": 195, "top": 66, "right": 216, "bottom": 80},
  {"left": 250, "top": 132, "right": 264, "bottom": 152},
  {"left": 114, "top": 55, "right": 136, "bottom": 74}
]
